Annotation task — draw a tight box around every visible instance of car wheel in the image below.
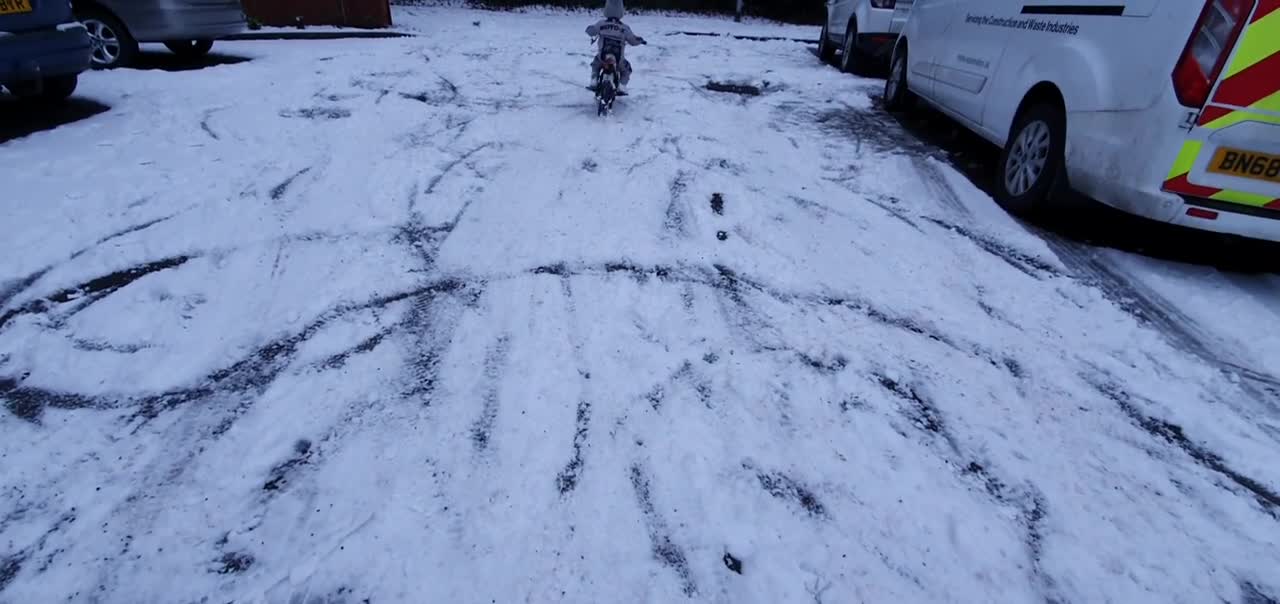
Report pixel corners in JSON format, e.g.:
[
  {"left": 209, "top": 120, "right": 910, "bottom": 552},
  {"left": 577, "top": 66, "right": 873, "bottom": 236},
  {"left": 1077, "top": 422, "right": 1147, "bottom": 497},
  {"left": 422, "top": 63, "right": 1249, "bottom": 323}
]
[
  {"left": 165, "top": 39, "right": 214, "bottom": 58},
  {"left": 883, "top": 45, "right": 913, "bottom": 111},
  {"left": 840, "top": 22, "right": 861, "bottom": 74},
  {"left": 3, "top": 74, "right": 77, "bottom": 102},
  {"left": 818, "top": 22, "right": 835, "bottom": 62},
  {"left": 997, "top": 101, "right": 1069, "bottom": 216},
  {"left": 79, "top": 8, "right": 137, "bottom": 68},
  {"left": 40, "top": 75, "right": 79, "bottom": 101}
]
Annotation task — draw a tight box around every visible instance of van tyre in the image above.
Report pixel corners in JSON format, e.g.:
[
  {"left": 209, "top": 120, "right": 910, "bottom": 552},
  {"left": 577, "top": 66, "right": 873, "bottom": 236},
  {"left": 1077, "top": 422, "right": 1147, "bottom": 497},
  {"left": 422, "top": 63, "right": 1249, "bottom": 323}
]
[
  {"left": 78, "top": 7, "right": 138, "bottom": 69},
  {"left": 818, "top": 22, "right": 836, "bottom": 62},
  {"left": 883, "top": 45, "right": 913, "bottom": 111},
  {"left": 166, "top": 40, "right": 215, "bottom": 59},
  {"left": 840, "top": 24, "right": 863, "bottom": 74},
  {"left": 997, "top": 102, "right": 1068, "bottom": 216}
]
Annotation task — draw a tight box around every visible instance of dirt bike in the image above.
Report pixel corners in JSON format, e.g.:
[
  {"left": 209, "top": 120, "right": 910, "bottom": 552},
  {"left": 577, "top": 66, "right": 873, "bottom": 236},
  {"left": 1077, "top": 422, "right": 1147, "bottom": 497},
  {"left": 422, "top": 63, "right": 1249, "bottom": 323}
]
[
  {"left": 593, "top": 53, "right": 622, "bottom": 117},
  {"left": 589, "top": 36, "right": 639, "bottom": 117}
]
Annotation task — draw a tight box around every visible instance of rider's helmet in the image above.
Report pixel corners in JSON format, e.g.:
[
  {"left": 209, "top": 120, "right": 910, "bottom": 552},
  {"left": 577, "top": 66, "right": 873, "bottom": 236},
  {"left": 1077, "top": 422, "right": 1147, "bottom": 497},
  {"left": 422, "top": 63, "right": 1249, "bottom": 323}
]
[{"left": 604, "top": 0, "right": 624, "bottom": 20}]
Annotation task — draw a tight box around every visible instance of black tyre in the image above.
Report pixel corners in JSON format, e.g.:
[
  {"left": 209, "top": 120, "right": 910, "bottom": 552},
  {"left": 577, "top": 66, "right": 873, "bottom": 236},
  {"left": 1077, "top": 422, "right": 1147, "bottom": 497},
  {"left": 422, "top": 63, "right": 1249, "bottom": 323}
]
[
  {"left": 996, "top": 101, "right": 1069, "bottom": 216},
  {"left": 165, "top": 39, "right": 214, "bottom": 58},
  {"left": 839, "top": 22, "right": 862, "bottom": 74},
  {"left": 40, "top": 74, "right": 78, "bottom": 101},
  {"left": 4, "top": 74, "right": 77, "bottom": 102},
  {"left": 817, "top": 21, "right": 835, "bottom": 62},
  {"left": 78, "top": 7, "right": 137, "bottom": 68},
  {"left": 883, "top": 44, "right": 913, "bottom": 112}
]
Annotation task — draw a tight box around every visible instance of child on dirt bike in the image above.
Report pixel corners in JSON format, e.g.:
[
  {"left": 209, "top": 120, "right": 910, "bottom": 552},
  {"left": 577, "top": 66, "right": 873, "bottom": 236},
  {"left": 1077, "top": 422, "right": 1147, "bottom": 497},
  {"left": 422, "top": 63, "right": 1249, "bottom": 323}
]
[{"left": 587, "top": 0, "right": 647, "bottom": 94}]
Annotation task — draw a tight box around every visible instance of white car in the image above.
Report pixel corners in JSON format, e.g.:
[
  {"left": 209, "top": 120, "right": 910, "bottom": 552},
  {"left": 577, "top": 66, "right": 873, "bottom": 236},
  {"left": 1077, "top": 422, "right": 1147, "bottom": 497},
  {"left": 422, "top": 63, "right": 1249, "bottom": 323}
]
[
  {"left": 818, "top": 0, "right": 914, "bottom": 73},
  {"left": 884, "top": 0, "right": 1280, "bottom": 243}
]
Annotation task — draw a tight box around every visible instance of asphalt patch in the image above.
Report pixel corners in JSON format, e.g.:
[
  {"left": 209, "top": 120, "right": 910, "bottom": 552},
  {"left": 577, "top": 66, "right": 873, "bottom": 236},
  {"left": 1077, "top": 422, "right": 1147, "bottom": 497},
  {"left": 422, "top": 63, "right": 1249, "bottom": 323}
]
[
  {"left": 0, "top": 96, "right": 110, "bottom": 144},
  {"left": 225, "top": 31, "right": 413, "bottom": 41},
  {"left": 127, "top": 50, "right": 250, "bottom": 72}
]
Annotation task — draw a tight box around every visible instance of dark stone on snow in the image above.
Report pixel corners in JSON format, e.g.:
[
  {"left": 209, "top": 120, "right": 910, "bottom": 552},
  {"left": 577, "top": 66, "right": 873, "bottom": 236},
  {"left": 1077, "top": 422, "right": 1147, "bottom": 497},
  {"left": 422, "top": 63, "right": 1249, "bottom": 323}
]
[
  {"left": 706, "top": 81, "right": 761, "bottom": 96},
  {"left": 723, "top": 552, "right": 743, "bottom": 574}
]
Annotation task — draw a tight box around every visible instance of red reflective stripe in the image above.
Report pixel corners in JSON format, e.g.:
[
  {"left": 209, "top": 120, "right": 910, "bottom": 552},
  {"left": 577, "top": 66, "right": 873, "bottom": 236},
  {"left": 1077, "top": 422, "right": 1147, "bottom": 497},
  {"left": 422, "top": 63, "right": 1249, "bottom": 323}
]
[
  {"left": 1254, "top": 0, "right": 1280, "bottom": 22},
  {"left": 1164, "top": 173, "right": 1223, "bottom": 198},
  {"left": 1199, "top": 105, "right": 1233, "bottom": 125},
  {"left": 1214, "top": 50, "right": 1280, "bottom": 107},
  {"left": 1266, "top": 198, "right": 1280, "bottom": 209}
]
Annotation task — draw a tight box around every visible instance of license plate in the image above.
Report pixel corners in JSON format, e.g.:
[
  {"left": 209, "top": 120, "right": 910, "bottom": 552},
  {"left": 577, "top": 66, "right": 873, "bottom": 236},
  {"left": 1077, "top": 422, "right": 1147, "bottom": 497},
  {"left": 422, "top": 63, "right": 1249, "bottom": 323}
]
[
  {"left": 1208, "top": 147, "right": 1280, "bottom": 185},
  {"left": 0, "top": 0, "right": 32, "bottom": 14}
]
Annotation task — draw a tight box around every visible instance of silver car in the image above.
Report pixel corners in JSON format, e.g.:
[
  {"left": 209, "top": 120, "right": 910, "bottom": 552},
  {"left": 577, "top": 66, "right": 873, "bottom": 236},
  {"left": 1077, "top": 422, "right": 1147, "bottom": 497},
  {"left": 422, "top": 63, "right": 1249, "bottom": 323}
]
[{"left": 73, "top": 0, "right": 244, "bottom": 68}]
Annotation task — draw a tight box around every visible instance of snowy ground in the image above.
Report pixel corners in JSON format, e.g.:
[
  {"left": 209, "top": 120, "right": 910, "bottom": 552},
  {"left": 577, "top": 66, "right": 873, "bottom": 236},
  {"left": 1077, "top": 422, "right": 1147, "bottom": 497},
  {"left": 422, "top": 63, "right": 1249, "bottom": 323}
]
[{"left": 3, "top": 5, "right": 1280, "bottom": 603}]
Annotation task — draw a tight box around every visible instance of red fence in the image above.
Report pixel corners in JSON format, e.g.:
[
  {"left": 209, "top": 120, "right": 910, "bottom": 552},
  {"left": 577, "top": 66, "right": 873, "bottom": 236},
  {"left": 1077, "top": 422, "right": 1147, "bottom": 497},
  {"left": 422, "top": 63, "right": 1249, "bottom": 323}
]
[{"left": 242, "top": 0, "right": 392, "bottom": 28}]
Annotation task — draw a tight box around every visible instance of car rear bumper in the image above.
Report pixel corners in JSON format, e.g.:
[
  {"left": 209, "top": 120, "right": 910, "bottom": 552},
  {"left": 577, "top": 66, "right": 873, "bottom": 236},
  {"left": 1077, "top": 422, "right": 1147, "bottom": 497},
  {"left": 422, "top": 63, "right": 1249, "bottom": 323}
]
[
  {"left": 1087, "top": 182, "right": 1280, "bottom": 243},
  {"left": 131, "top": 1, "right": 246, "bottom": 42},
  {"left": 1169, "top": 194, "right": 1280, "bottom": 243},
  {"left": 855, "top": 32, "right": 897, "bottom": 60},
  {"left": 0, "top": 23, "right": 91, "bottom": 83}
]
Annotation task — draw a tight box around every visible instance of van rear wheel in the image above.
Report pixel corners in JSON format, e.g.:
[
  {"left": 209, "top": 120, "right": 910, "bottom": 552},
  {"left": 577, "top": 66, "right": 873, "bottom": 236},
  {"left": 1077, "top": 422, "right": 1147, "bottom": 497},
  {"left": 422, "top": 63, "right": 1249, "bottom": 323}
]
[{"left": 997, "top": 102, "right": 1068, "bottom": 216}]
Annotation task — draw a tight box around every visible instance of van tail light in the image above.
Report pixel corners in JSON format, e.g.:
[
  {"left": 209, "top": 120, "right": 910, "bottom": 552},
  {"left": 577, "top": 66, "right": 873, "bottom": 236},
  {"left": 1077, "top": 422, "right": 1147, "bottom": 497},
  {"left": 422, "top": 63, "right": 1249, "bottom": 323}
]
[
  {"left": 871, "top": 0, "right": 896, "bottom": 8},
  {"left": 1172, "top": 0, "right": 1254, "bottom": 108}
]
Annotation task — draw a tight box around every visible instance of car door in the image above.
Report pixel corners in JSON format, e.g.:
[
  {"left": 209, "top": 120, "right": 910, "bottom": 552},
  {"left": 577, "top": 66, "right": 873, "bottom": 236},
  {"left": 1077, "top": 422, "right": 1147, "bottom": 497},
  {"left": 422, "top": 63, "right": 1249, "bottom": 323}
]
[
  {"left": 889, "top": 0, "right": 914, "bottom": 34},
  {"left": 929, "top": 0, "right": 1015, "bottom": 127},
  {"left": 903, "top": 0, "right": 953, "bottom": 102},
  {"left": 828, "top": 0, "right": 854, "bottom": 40}
]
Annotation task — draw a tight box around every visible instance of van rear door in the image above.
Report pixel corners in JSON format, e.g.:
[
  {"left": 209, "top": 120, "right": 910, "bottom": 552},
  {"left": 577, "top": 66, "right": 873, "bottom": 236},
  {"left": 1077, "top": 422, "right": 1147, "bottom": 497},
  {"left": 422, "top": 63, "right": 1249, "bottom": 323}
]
[{"left": 1163, "top": 0, "right": 1280, "bottom": 213}]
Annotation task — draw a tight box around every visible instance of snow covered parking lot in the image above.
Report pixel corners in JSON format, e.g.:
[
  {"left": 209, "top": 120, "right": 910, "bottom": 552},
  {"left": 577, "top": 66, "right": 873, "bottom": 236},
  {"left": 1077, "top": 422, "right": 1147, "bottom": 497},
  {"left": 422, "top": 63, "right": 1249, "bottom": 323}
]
[{"left": 3, "top": 5, "right": 1280, "bottom": 603}]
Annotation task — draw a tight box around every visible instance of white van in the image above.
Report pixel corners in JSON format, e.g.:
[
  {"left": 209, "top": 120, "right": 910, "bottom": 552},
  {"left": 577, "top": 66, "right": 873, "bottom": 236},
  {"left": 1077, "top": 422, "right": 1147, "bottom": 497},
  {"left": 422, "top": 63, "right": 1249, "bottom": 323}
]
[
  {"left": 818, "top": 0, "right": 914, "bottom": 73},
  {"left": 884, "top": 0, "right": 1280, "bottom": 242}
]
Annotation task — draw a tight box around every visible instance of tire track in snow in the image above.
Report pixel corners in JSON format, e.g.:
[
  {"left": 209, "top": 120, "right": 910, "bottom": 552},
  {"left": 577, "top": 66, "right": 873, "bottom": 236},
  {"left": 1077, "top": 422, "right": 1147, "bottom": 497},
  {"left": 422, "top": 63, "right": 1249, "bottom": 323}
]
[
  {"left": 912, "top": 156, "right": 975, "bottom": 218},
  {"left": 745, "top": 462, "right": 828, "bottom": 519},
  {"left": 555, "top": 400, "right": 592, "bottom": 495},
  {"left": 1045, "top": 237, "right": 1280, "bottom": 414},
  {"left": 629, "top": 463, "right": 697, "bottom": 596},
  {"left": 269, "top": 167, "right": 313, "bottom": 201},
  {"left": 0, "top": 255, "right": 193, "bottom": 332},
  {"left": 663, "top": 171, "right": 695, "bottom": 240},
  {"left": 642, "top": 359, "right": 714, "bottom": 412},
  {"left": 1090, "top": 380, "right": 1280, "bottom": 516},
  {"left": 547, "top": 270, "right": 599, "bottom": 496},
  {"left": 874, "top": 372, "right": 1061, "bottom": 601},
  {"left": 0, "top": 509, "right": 76, "bottom": 594},
  {"left": 470, "top": 334, "right": 512, "bottom": 453},
  {"left": 924, "top": 217, "right": 1060, "bottom": 280}
]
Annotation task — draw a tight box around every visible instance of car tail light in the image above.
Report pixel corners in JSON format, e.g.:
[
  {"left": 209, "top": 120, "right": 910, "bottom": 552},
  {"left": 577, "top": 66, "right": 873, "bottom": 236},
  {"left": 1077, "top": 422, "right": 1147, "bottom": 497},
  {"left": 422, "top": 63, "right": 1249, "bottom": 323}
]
[
  {"left": 1172, "top": 0, "right": 1254, "bottom": 108},
  {"left": 1186, "top": 207, "right": 1220, "bottom": 220},
  {"left": 871, "top": 0, "right": 897, "bottom": 8}
]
